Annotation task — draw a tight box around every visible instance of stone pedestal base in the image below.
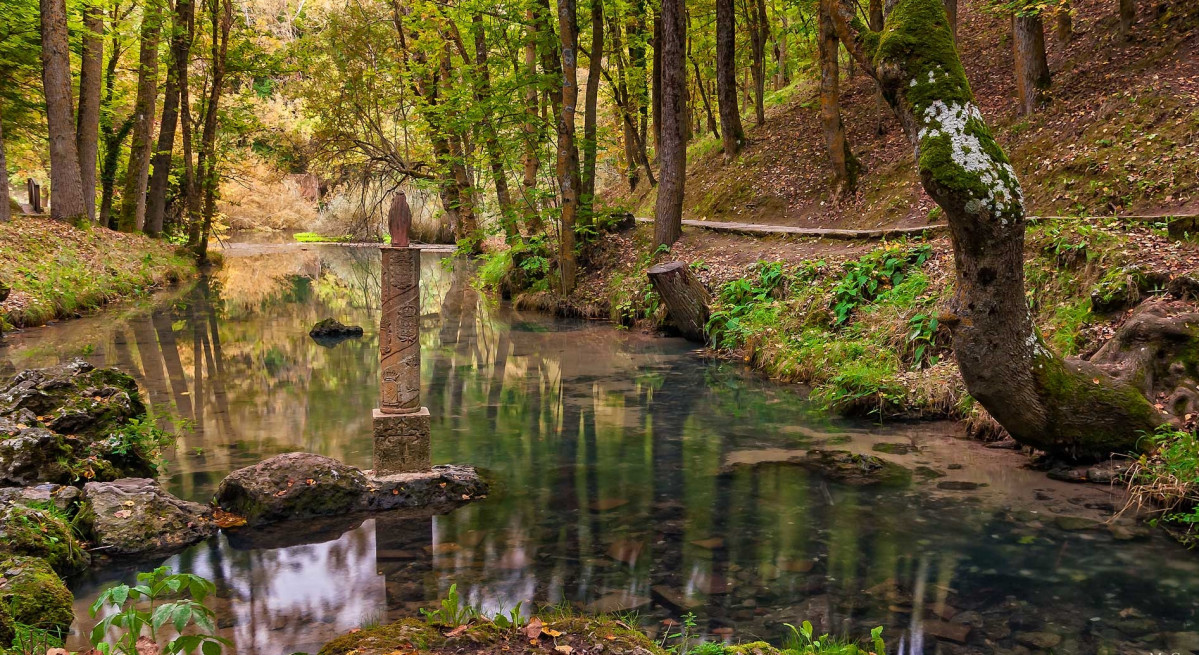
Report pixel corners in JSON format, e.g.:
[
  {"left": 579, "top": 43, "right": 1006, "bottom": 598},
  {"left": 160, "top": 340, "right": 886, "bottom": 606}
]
[{"left": 373, "top": 407, "right": 431, "bottom": 474}]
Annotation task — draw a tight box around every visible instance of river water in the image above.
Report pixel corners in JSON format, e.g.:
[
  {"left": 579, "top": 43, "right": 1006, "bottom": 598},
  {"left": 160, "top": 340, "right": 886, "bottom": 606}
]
[{"left": 2, "top": 242, "right": 1197, "bottom": 655}]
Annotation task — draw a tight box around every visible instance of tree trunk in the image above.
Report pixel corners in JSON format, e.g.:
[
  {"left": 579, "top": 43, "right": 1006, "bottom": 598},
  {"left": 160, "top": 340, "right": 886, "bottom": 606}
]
[
  {"left": 146, "top": 0, "right": 194, "bottom": 237},
  {"left": 39, "top": 0, "right": 87, "bottom": 224},
  {"left": 194, "top": 0, "right": 230, "bottom": 261},
  {"left": 1118, "top": 0, "right": 1134, "bottom": 40},
  {"left": 828, "top": 0, "right": 1165, "bottom": 460},
  {"left": 817, "top": 1, "right": 861, "bottom": 196},
  {"left": 557, "top": 0, "right": 581, "bottom": 292},
  {"left": 1012, "top": 13, "right": 1051, "bottom": 115},
  {"left": 0, "top": 108, "right": 9, "bottom": 223},
  {"left": 648, "top": 261, "right": 710, "bottom": 342},
  {"left": 471, "top": 13, "right": 519, "bottom": 242},
  {"left": 118, "top": 0, "right": 163, "bottom": 232},
  {"left": 715, "top": 0, "right": 745, "bottom": 157},
  {"left": 1054, "top": 1, "right": 1073, "bottom": 43},
  {"left": 609, "top": 18, "right": 641, "bottom": 190},
  {"left": 522, "top": 7, "right": 543, "bottom": 232},
  {"left": 581, "top": 0, "right": 603, "bottom": 216},
  {"left": 652, "top": 11, "right": 662, "bottom": 154},
  {"left": 869, "top": 0, "right": 888, "bottom": 135},
  {"left": 654, "top": 0, "right": 686, "bottom": 248},
  {"left": 943, "top": 0, "right": 957, "bottom": 42},
  {"left": 748, "top": 0, "right": 768, "bottom": 126},
  {"left": 691, "top": 57, "right": 719, "bottom": 138},
  {"left": 77, "top": 2, "right": 103, "bottom": 223}
]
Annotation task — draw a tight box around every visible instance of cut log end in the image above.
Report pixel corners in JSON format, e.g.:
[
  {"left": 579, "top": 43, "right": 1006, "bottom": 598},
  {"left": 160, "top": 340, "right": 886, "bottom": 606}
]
[{"left": 648, "top": 261, "right": 711, "bottom": 343}]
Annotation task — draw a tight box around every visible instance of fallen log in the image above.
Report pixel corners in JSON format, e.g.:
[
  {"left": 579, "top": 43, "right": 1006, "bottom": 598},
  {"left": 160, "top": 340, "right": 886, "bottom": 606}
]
[{"left": 647, "top": 261, "right": 710, "bottom": 343}]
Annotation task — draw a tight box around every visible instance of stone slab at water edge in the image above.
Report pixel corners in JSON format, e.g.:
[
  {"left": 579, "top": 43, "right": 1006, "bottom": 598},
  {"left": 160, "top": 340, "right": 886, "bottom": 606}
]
[
  {"left": 215, "top": 452, "right": 487, "bottom": 526},
  {"left": 76, "top": 477, "right": 217, "bottom": 557}
]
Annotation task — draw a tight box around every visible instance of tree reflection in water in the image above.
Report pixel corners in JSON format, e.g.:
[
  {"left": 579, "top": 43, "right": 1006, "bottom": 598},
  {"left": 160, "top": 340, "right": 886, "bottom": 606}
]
[{"left": 2, "top": 245, "right": 1197, "bottom": 655}]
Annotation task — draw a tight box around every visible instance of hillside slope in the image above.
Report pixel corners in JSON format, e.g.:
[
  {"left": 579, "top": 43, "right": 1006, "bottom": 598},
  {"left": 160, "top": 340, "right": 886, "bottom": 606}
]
[{"left": 608, "top": 0, "right": 1198, "bottom": 229}]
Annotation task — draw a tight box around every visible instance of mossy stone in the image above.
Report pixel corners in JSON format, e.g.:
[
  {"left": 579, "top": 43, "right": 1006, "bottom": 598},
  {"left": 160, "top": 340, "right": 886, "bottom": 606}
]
[
  {"left": 0, "top": 556, "right": 74, "bottom": 636},
  {"left": 0, "top": 600, "right": 14, "bottom": 649},
  {"left": 0, "top": 504, "right": 88, "bottom": 576}
]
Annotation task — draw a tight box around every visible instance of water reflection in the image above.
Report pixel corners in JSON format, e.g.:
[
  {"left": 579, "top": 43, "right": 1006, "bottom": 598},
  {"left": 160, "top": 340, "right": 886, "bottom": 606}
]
[{"left": 3, "top": 244, "right": 1198, "bottom": 655}]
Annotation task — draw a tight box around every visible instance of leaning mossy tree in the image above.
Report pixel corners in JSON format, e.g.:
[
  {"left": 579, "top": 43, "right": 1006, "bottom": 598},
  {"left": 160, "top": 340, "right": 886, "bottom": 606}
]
[{"left": 823, "top": 0, "right": 1167, "bottom": 460}]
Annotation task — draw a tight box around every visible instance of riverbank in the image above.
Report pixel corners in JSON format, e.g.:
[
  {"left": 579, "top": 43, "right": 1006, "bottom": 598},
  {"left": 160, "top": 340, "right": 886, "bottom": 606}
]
[{"left": 0, "top": 217, "right": 195, "bottom": 331}]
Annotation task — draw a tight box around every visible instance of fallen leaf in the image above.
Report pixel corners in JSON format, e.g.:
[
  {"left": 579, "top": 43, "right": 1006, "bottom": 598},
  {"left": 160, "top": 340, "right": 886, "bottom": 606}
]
[
  {"left": 604, "top": 635, "right": 617, "bottom": 641},
  {"left": 444, "top": 625, "right": 470, "bottom": 638},
  {"left": 543, "top": 629, "right": 563, "bottom": 637},
  {"left": 524, "top": 617, "right": 544, "bottom": 640},
  {"left": 555, "top": 646, "right": 573, "bottom": 654},
  {"left": 114, "top": 510, "right": 133, "bottom": 519}
]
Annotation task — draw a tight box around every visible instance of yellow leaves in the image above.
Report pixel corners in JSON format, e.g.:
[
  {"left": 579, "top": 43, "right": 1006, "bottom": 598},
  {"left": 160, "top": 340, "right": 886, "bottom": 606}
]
[
  {"left": 554, "top": 646, "right": 573, "bottom": 654},
  {"left": 543, "top": 629, "right": 563, "bottom": 638}
]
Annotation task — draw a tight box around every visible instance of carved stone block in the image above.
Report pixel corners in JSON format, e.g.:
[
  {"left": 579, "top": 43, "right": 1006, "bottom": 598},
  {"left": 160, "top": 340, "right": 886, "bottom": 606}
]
[{"left": 373, "top": 407, "right": 431, "bottom": 474}]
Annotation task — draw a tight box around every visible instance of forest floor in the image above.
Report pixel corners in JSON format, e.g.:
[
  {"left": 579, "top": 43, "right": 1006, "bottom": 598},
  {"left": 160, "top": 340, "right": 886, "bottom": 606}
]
[
  {"left": 605, "top": 0, "right": 1198, "bottom": 230},
  {"left": 0, "top": 216, "right": 195, "bottom": 331}
]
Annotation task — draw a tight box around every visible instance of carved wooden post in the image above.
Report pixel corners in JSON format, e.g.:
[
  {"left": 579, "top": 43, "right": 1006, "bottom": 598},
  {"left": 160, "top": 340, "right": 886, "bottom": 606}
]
[
  {"left": 648, "top": 261, "right": 711, "bottom": 343},
  {"left": 373, "top": 192, "right": 431, "bottom": 474}
]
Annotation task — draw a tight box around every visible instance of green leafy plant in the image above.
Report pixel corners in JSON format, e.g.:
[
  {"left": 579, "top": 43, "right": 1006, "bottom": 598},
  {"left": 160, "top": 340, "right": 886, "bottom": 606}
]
[
  {"left": 782, "top": 621, "right": 886, "bottom": 655},
  {"left": 9, "top": 621, "right": 65, "bottom": 655},
  {"left": 490, "top": 601, "right": 525, "bottom": 629},
  {"left": 419, "top": 584, "right": 477, "bottom": 627},
  {"left": 88, "top": 567, "right": 229, "bottom": 655},
  {"left": 905, "top": 312, "right": 940, "bottom": 369},
  {"left": 831, "top": 245, "right": 931, "bottom": 325}
]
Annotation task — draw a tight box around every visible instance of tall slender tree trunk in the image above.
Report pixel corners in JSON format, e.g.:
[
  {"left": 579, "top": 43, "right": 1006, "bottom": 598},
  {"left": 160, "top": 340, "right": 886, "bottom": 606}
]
[
  {"left": 580, "top": 0, "right": 603, "bottom": 216},
  {"left": 440, "top": 47, "right": 480, "bottom": 247},
  {"left": 522, "top": 8, "right": 543, "bottom": 231},
  {"left": 1054, "top": 1, "right": 1073, "bottom": 43},
  {"left": 146, "top": 0, "right": 194, "bottom": 237},
  {"left": 651, "top": 12, "right": 662, "bottom": 155},
  {"left": 1118, "top": 0, "right": 1135, "bottom": 40},
  {"left": 715, "top": 0, "right": 745, "bottom": 157},
  {"left": 817, "top": 0, "right": 860, "bottom": 196},
  {"left": 118, "top": 0, "right": 163, "bottom": 232},
  {"left": 609, "top": 18, "right": 641, "bottom": 190},
  {"left": 1012, "top": 13, "right": 1051, "bottom": 115},
  {"left": 557, "top": 0, "right": 581, "bottom": 292},
  {"left": 653, "top": 0, "right": 685, "bottom": 248},
  {"left": 691, "top": 57, "right": 719, "bottom": 137},
  {"left": 471, "top": 13, "right": 519, "bottom": 242},
  {"left": 39, "top": 0, "right": 87, "bottom": 224},
  {"left": 194, "top": 0, "right": 230, "bottom": 261},
  {"left": 943, "top": 0, "right": 957, "bottom": 42},
  {"left": 77, "top": 2, "right": 103, "bottom": 223},
  {"left": 748, "top": 0, "right": 768, "bottom": 126},
  {"left": 0, "top": 108, "right": 9, "bottom": 223},
  {"left": 869, "top": 0, "right": 888, "bottom": 135}
]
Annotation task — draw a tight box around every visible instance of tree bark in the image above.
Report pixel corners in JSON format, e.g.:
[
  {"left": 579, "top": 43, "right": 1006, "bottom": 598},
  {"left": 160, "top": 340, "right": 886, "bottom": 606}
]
[
  {"left": 651, "top": 11, "right": 662, "bottom": 154},
  {"left": 470, "top": 13, "right": 519, "bottom": 242},
  {"left": 77, "top": 2, "right": 103, "bottom": 223},
  {"left": 828, "top": 0, "right": 1165, "bottom": 460},
  {"left": 943, "top": 0, "right": 957, "bottom": 42},
  {"left": 648, "top": 261, "right": 710, "bottom": 342},
  {"left": 1054, "top": 1, "right": 1073, "bottom": 43},
  {"left": 1012, "top": 12, "right": 1051, "bottom": 115},
  {"left": 715, "top": 0, "right": 745, "bottom": 157},
  {"left": 581, "top": 0, "right": 603, "bottom": 215},
  {"left": 39, "top": 0, "right": 87, "bottom": 224},
  {"left": 146, "top": 0, "right": 194, "bottom": 237},
  {"left": 0, "top": 108, "right": 9, "bottom": 223},
  {"left": 521, "top": 6, "right": 543, "bottom": 231},
  {"left": 653, "top": 0, "right": 686, "bottom": 248},
  {"left": 118, "top": 0, "right": 163, "bottom": 232},
  {"left": 1118, "top": 0, "right": 1135, "bottom": 40},
  {"left": 747, "top": 0, "right": 768, "bottom": 126},
  {"left": 193, "top": 0, "right": 231, "bottom": 261},
  {"left": 608, "top": 18, "right": 641, "bottom": 190},
  {"left": 691, "top": 57, "right": 719, "bottom": 138},
  {"left": 557, "top": 0, "right": 581, "bottom": 292},
  {"left": 818, "top": 1, "right": 861, "bottom": 196}
]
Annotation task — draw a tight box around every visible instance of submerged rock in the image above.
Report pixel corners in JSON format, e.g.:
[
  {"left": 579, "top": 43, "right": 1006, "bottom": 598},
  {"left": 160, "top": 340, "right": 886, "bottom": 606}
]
[
  {"left": 0, "top": 556, "right": 73, "bottom": 636},
  {"left": 77, "top": 478, "right": 217, "bottom": 557},
  {"left": 0, "top": 360, "right": 158, "bottom": 486},
  {"left": 216, "top": 453, "right": 488, "bottom": 527},
  {"left": 309, "top": 319, "right": 364, "bottom": 347},
  {"left": 794, "top": 450, "right": 911, "bottom": 487},
  {"left": 0, "top": 503, "right": 89, "bottom": 575}
]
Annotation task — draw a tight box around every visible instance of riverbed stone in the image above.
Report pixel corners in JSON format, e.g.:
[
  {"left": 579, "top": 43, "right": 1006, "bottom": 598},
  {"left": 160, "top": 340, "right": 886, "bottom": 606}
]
[
  {"left": 0, "top": 483, "right": 80, "bottom": 515},
  {"left": 1015, "top": 631, "right": 1062, "bottom": 650},
  {"left": 788, "top": 450, "right": 911, "bottom": 486},
  {"left": 362, "top": 465, "right": 487, "bottom": 511},
  {"left": 217, "top": 453, "right": 370, "bottom": 526},
  {"left": 77, "top": 478, "right": 217, "bottom": 557},
  {"left": 0, "top": 503, "right": 88, "bottom": 575},
  {"left": 0, "top": 556, "right": 73, "bottom": 636},
  {"left": 309, "top": 318, "right": 364, "bottom": 347}
]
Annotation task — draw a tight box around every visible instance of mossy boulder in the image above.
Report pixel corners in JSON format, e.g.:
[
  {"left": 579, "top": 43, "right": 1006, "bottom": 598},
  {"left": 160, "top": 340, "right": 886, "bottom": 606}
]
[
  {"left": 320, "top": 616, "right": 666, "bottom": 655},
  {"left": 0, "top": 483, "right": 81, "bottom": 515},
  {"left": 0, "top": 504, "right": 89, "bottom": 575},
  {"left": 0, "top": 360, "right": 159, "bottom": 485},
  {"left": 0, "top": 600, "right": 13, "bottom": 649},
  {"left": 216, "top": 452, "right": 370, "bottom": 526},
  {"left": 0, "top": 556, "right": 74, "bottom": 636},
  {"left": 309, "top": 318, "right": 364, "bottom": 347},
  {"left": 77, "top": 478, "right": 217, "bottom": 557}
]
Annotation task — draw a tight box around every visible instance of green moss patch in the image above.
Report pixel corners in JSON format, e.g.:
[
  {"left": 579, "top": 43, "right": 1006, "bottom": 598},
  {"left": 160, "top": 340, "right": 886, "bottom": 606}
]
[
  {"left": 0, "top": 556, "right": 74, "bottom": 636},
  {"left": 0, "top": 505, "right": 88, "bottom": 576}
]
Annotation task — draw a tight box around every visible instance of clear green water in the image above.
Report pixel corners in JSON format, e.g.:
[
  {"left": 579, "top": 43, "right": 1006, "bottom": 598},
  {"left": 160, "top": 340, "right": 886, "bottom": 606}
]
[{"left": 2, "top": 243, "right": 1197, "bottom": 655}]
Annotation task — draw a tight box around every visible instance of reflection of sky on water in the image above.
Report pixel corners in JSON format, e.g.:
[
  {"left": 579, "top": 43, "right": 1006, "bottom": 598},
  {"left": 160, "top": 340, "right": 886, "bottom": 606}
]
[{"left": 3, "top": 244, "right": 1197, "bottom": 655}]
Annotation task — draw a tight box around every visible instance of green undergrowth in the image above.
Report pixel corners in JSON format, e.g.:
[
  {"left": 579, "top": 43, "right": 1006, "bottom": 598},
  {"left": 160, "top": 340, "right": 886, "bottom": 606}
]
[
  {"left": 1128, "top": 425, "right": 1199, "bottom": 546},
  {"left": 0, "top": 217, "right": 195, "bottom": 329}
]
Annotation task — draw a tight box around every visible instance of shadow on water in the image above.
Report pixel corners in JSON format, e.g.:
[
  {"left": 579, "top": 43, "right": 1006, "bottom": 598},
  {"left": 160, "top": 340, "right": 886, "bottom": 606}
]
[{"left": 2, "top": 243, "right": 1198, "bottom": 654}]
